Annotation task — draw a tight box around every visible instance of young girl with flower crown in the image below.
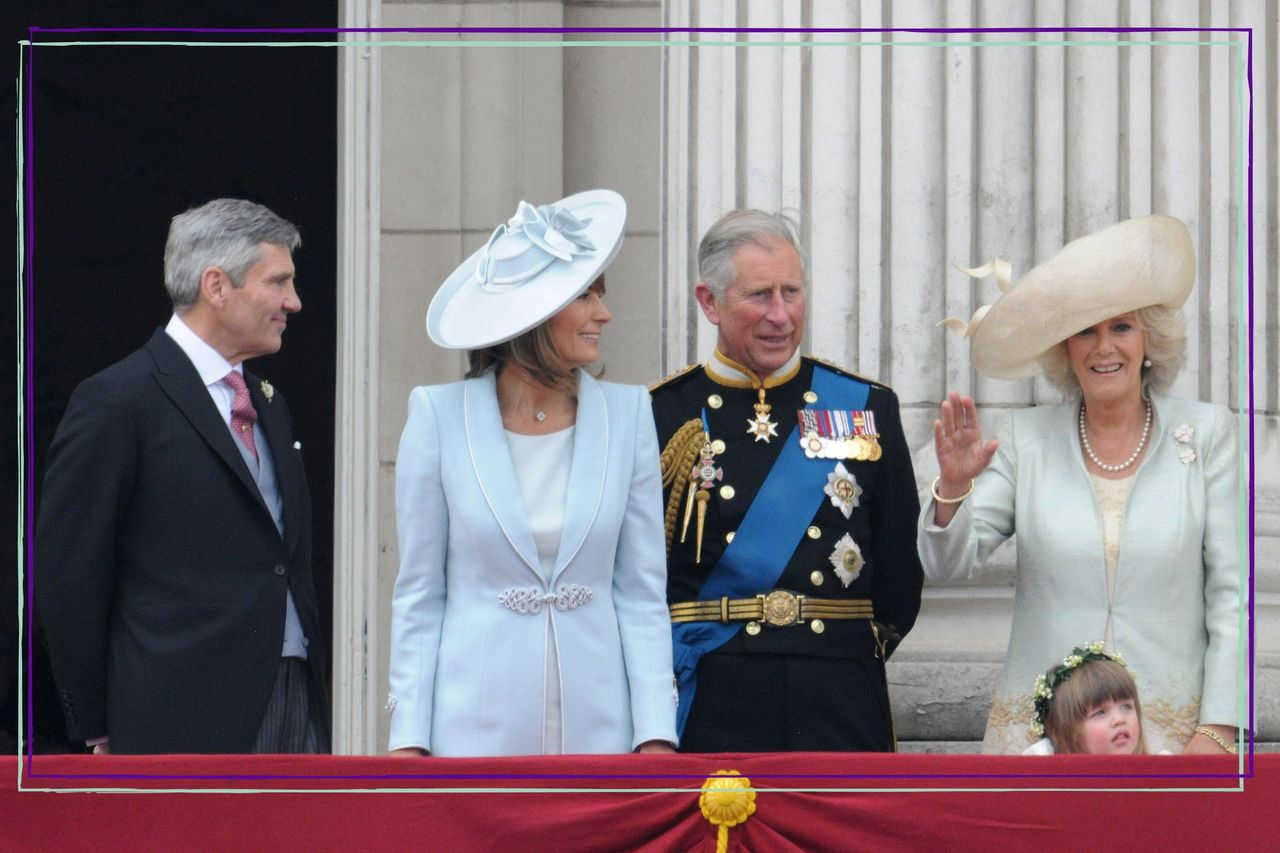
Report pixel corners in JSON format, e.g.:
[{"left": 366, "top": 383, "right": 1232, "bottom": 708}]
[{"left": 1023, "top": 642, "right": 1162, "bottom": 756}]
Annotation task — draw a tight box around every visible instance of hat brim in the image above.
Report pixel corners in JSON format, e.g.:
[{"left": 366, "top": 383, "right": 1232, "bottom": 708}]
[
  {"left": 426, "top": 189, "right": 626, "bottom": 350},
  {"left": 968, "top": 215, "right": 1195, "bottom": 379}
]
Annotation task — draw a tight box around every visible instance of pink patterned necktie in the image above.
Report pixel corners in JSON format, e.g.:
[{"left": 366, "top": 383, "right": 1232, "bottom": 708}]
[{"left": 225, "top": 370, "right": 259, "bottom": 462}]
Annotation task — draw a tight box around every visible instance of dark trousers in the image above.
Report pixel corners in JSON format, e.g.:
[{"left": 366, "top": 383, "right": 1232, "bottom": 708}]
[
  {"left": 681, "top": 651, "right": 896, "bottom": 752},
  {"left": 252, "top": 657, "right": 329, "bottom": 754}
]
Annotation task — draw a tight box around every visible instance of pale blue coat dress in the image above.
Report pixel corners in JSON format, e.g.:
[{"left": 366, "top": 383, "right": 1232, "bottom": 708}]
[{"left": 388, "top": 371, "right": 677, "bottom": 756}]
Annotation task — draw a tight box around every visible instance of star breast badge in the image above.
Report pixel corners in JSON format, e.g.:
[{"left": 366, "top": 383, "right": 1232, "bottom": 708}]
[
  {"left": 823, "top": 462, "right": 862, "bottom": 519},
  {"left": 828, "top": 533, "right": 864, "bottom": 587}
]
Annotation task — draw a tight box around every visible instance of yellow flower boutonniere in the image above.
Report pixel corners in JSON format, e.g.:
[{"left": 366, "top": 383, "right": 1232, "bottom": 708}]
[{"left": 260, "top": 379, "right": 274, "bottom": 402}]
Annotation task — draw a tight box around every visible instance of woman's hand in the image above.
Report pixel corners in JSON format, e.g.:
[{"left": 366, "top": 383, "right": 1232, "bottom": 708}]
[
  {"left": 389, "top": 747, "right": 429, "bottom": 758},
  {"left": 636, "top": 740, "right": 676, "bottom": 754},
  {"left": 931, "top": 391, "right": 999, "bottom": 527},
  {"left": 1183, "top": 724, "right": 1238, "bottom": 755}
]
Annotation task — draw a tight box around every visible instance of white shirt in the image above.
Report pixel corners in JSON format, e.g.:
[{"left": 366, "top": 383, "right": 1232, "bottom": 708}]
[
  {"left": 165, "top": 313, "right": 242, "bottom": 418},
  {"left": 504, "top": 426, "right": 575, "bottom": 578},
  {"left": 504, "top": 425, "right": 575, "bottom": 754}
]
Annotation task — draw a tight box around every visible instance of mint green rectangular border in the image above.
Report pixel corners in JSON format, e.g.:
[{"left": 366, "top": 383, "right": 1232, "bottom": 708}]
[{"left": 15, "top": 32, "right": 1252, "bottom": 795}]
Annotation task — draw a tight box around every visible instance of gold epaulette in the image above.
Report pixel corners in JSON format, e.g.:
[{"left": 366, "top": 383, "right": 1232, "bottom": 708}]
[
  {"left": 648, "top": 363, "right": 699, "bottom": 392},
  {"left": 804, "top": 355, "right": 891, "bottom": 391}
]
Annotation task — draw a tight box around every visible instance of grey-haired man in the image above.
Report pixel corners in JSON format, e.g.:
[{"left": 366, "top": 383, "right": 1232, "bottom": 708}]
[
  {"left": 37, "top": 198, "right": 329, "bottom": 754},
  {"left": 651, "top": 209, "right": 923, "bottom": 751}
]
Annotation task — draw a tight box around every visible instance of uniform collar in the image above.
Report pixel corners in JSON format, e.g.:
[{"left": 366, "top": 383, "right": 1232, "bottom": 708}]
[{"left": 705, "top": 348, "right": 802, "bottom": 389}]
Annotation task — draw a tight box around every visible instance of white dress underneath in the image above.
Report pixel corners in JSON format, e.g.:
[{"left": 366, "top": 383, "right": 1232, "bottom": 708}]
[
  {"left": 504, "top": 426, "right": 574, "bottom": 754},
  {"left": 1089, "top": 471, "right": 1135, "bottom": 654}
]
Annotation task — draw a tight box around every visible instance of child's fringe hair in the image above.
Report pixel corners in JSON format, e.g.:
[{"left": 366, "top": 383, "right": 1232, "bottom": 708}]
[{"left": 1043, "top": 658, "right": 1148, "bottom": 754}]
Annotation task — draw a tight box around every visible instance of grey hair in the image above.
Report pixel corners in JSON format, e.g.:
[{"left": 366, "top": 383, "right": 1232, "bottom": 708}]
[
  {"left": 697, "top": 209, "right": 804, "bottom": 300},
  {"left": 164, "top": 198, "right": 301, "bottom": 310},
  {"left": 1037, "top": 305, "right": 1187, "bottom": 396}
]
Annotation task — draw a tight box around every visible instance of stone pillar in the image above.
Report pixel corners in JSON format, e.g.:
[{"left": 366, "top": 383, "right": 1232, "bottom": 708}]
[{"left": 333, "top": 0, "right": 383, "bottom": 756}]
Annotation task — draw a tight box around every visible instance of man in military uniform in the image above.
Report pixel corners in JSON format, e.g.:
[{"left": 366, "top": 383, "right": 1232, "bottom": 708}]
[{"left": 650, "top": 209, "right": 923, "bottom": 751}]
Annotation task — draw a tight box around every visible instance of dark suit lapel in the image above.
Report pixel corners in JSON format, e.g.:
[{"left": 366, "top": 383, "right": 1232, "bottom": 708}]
[
  {"left": 144, "top": 329, "right": 272, "bottom": 519},
  {"left": 247, "top": 369, "right": 301, "bottom": 552}
]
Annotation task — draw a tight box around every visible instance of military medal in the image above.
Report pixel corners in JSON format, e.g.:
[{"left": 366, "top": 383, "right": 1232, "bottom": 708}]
[
  {"left": 797, "top": 409, "right": 882, "bottom": 460},
  {"left": 681, "top": 409, "right": 723, "bottom": 564},
  {"left": 829, "top": 533, "right": 864, "bottom": 587},
  {"left": 823, "top": 462, "right": 862, "bottom": 518},
  {"left": 747, "top": 387, "right": 778, "bottom": 442}
]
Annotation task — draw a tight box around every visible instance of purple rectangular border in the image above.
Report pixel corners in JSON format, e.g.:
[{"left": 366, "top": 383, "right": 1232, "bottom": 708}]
[
  {"left": 18, "top": 25, "right": 1263, "bottom": 35},
  {"left": 20, "top": 766, "right": 1248, "bottom": 784},
  {"left": 18, "top": 23, "right": 1258, "bottom": 787}
]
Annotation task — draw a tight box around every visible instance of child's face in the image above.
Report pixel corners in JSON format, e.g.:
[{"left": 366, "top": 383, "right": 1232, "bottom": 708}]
[{"left": 1082, "top": 698, "right": 1141, "bottom": 755}]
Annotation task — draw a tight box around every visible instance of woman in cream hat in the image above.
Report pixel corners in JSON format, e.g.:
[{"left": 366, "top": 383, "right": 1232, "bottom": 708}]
[
  {"left": 918, "top": 215, "right": 1241, "bottom": 756},
  {"left": 387, "top": 190, "right": 676, "bottom": 757}
]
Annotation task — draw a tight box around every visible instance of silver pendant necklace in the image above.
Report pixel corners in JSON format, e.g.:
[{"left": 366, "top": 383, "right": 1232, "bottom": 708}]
[{"left": 1079, "top": 398, "right": 1152, "bottom": 472}]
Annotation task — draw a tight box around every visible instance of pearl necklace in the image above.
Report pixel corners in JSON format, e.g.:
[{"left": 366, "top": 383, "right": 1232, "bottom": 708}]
[{"left": 1079, "top": 398, "right": 1152, "bottom": 472}]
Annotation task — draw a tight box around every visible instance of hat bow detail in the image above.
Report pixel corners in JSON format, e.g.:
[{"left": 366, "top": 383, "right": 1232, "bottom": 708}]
[
  {"left": 478, "top": 201, "right": 597, "bottom": 292},
  {"left": 939, "top": 257, "right": 1013, "bottom": 338}
]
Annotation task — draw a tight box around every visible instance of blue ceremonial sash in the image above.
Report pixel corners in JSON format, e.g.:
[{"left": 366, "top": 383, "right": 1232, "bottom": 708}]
[{"left": 672, "top": 364, "right": 869, "bottom": 735}]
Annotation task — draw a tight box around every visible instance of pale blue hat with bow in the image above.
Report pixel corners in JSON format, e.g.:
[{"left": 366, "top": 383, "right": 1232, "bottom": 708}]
[{"left": 427, "top": 189, "right": 626, "bottom": 349}]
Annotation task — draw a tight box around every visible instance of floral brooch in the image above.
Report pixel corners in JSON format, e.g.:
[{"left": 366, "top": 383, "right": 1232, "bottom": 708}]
[
  {"left": 260, "top": 379, "right": 275, "bottom": 402},
  {"left": 1173, "top": 423, "right": 1194, "bottom": 463}
]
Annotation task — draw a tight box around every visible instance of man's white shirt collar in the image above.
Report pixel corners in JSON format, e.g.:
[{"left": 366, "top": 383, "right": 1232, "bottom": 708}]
[{"left": 164, "top": 313, "right": 240, "bottom": 386}]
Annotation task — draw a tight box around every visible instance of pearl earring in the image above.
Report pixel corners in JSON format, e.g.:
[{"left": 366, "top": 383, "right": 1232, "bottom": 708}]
[{"left": 1143, "top": 358, "right": 1152, "bottom": 368}]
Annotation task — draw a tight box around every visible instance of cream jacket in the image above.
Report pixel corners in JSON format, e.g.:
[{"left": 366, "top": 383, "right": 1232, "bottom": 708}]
[{"left": 918, "top": 392, "right": 1241, "bottom": 754}]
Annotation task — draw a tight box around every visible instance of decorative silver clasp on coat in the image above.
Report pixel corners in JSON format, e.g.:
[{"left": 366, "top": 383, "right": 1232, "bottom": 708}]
[{"left": 499, "top": 584, "right": 595, "bottom": 615}]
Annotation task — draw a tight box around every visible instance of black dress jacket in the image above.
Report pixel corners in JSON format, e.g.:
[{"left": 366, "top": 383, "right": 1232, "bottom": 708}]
[
  {"left": 651, "top": 356, "right": 923, "bottom": 750},
  {"left": 35, "top": 329, "right": 328, "bottom": 753}
]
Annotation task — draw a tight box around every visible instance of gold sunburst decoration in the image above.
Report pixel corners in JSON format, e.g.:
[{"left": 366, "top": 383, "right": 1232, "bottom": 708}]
[{"left": 699, "top": 770, "right": 756, "bottom": 853}]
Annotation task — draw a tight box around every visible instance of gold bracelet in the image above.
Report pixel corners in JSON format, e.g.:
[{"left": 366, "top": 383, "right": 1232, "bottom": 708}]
[
  {"left": 931, "top": 476, "right": 975, "bottom": 505},
  {"left": 1193, "top": 726, "right": 1238, "bottom": 755}
]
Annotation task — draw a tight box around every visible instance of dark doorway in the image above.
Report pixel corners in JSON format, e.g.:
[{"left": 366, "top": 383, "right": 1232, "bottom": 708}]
[{"left": 5, "top": 4, "right": 338, "bottom": 753}]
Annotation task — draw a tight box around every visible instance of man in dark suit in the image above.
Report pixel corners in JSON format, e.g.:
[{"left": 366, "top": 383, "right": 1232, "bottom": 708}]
[
  {"left": 36, "top": 198, "right": 329, "bottom": 754},
  {"left": 650, "top": 209, "right": 923, "bottom": 752}
]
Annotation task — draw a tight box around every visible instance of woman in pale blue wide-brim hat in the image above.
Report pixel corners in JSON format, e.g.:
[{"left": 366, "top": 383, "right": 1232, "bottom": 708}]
[
  {"left": 918, "top": 215, "right": 1241, "bottom": 756},
  {"left": 387, "top": 189, "right": 677, "bottom": 757}
]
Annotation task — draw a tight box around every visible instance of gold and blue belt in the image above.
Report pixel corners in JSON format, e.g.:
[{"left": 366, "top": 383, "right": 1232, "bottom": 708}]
[{"left": 670, "top": 591, "right": 874, "bottom": 627}]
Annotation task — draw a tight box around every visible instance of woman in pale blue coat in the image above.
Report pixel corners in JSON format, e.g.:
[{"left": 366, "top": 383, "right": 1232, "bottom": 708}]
[
  {"left": 919, "top": 216, "right": 1241, "bottom": 755},
  {"left": 387, "top": 191, "right": 676, "bottom": 756}
]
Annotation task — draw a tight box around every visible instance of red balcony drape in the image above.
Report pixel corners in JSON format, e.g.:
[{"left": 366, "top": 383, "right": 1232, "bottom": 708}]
[{"left": 5, "top": 752, "right": 1273, "bottom": 850}]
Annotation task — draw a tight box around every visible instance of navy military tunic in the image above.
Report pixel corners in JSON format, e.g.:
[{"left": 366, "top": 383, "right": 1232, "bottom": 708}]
[{"left": 651, "top": 356, "right": 923, "bottom": 751}]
